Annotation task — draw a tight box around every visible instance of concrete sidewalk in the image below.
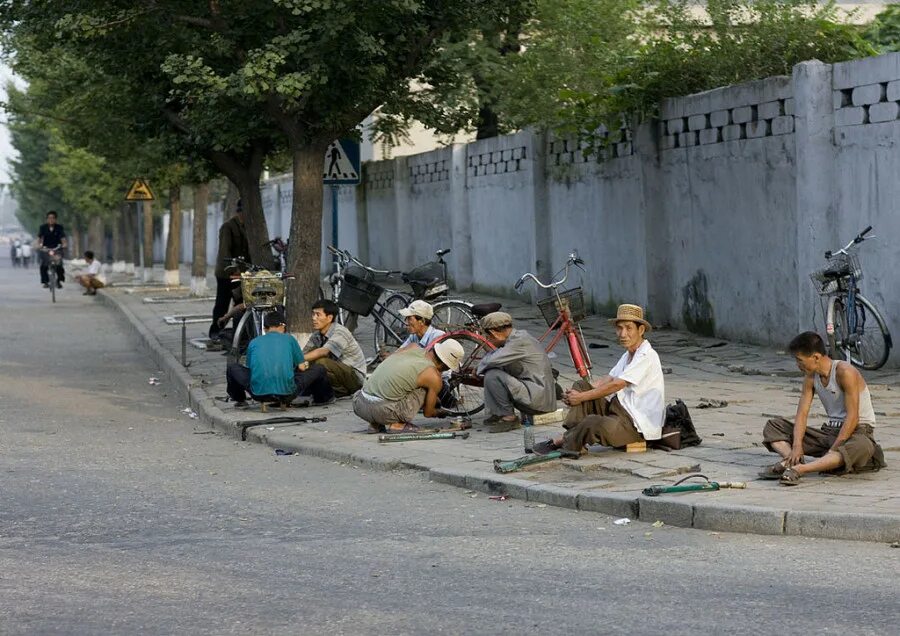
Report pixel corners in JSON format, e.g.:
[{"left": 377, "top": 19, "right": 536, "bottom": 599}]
[{"left": 97, "top": 270, "right": 900, "bottom": 543}]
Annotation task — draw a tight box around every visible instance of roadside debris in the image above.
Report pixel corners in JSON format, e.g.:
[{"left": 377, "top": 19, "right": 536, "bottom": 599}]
[
  {"left": 181, "top": 407, "right": 198, "bottom": 419},
  {"left": 613, "top": 518, "right": 631, "bottom": 526},
  {"left": 697, "top": 398, "right": 728, "bottom": 409},
  {"left": 489, "top": 495, "right": 508, "bottom": 501},
  {"left": 274, "top": 449, "right": 296, "bottom": 456},
  {"left": 148, "top": 377, "right": 160, "bottom": 385}
]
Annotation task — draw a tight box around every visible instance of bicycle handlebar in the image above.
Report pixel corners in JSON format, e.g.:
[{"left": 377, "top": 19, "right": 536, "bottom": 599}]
[
  {"left": 515, "top": 250, "right": 584, "bottom": 292},
  {"left": 327, "top": 245, "right": 399, "bottom": 277},
  {"left": 828, "top": 226, "right": 876, "bottom": 259}
]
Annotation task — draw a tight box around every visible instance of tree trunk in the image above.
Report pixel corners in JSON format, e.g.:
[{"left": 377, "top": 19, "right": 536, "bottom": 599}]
[
  {"left": 69, "top": 224, "right": 83, "bottom": 259},
  {"left": 87, "top": 216, "right": 103, "bottom": 257},
  {"left": 111, "top": 211, "right": 121, "bottom": 266},
  {"left": 142, "top": 200, "right": 154, "bottom": 282},
  {"left": 164, "top": 185, "right": 182, "bottom": 286},
  {"left": 223, "top": 180, "right": 240, "bottom": 219},
  {"left": 126, "top": 203, "right": 139, "bottom": 275},
  {"left": 285, "top": 141, "right": 329, "bottom": 333},
  {"left": 191, "top": 182, "right": 209, "bottom": 296}
]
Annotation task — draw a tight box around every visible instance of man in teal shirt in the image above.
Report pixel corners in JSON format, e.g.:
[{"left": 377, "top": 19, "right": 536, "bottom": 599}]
[{"left": 226, "top": 311, "right": 334, "bottom": 407}]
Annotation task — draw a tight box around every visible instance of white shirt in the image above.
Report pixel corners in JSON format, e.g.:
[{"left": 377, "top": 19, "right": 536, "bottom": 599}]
[
  {"left": 86, "top": 260, "right": 101, "bottom": 276},
  {"left": 401, "top": 324, "right": 445, "bottom": 349},
  {"left": 608, "top": 340, "right": 665, "bottom": 440}
]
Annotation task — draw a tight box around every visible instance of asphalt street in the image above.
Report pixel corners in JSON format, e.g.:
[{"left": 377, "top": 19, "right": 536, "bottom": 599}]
[{"left": 1, "top": 261, "right": 898, "bottom": 635}]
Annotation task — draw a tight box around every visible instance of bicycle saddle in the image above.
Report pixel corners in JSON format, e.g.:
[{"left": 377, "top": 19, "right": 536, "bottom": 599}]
[{"left": 470, "top": 302, "right": 502, "bottom": 317}]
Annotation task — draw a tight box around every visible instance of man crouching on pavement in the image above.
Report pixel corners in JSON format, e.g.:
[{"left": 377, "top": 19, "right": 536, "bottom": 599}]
[
  {"left": 759, "top": 331, "right": 886, "bottom": 486},
  {"left": 534, "top": 304, "right": 664, "bottom": 456},
  {"left": 477, "top": 312, "right": 556, "bottom": 433},
  {"left": 353, "top": 339, "right": 465, "bottom": 434}
]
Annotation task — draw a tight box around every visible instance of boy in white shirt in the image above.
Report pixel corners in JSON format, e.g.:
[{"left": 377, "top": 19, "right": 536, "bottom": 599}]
[
  {"left": 534, "top": 304, "right": 665, "bottom": 456},
  {"left": 74, "top": 250, "right": 106, "bottom": 296}
]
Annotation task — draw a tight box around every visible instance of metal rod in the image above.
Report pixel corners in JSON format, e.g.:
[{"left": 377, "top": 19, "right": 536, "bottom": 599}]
[
  {"left": 331, "top": 185, "right": 339, "bottom": 262},
  {"left": 181, "top": 318, "right": 187, "bottom": 366}
]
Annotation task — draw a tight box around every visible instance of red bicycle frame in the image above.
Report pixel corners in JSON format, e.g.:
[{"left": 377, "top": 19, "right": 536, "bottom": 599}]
[{"left": 538, "top": 303, "right": 592, "bottom": 380}]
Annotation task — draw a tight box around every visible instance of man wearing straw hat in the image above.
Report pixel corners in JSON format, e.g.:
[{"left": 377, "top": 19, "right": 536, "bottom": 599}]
[{"left": 534, "top": 304, "right": 665, "bottom": 455}]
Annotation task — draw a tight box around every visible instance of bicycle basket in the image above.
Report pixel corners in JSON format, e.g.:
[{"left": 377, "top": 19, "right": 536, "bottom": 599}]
[
  {"left": 810, "top": 253, "right": 861, "bottom": 295},
  {"left": 241, "top": 271, "right": 285, "bottom": 308},
  {"left": 338, "top": 272, "right": 384, "bottom": 316},
  {"left": 537, "top": 287, "right": 587, "bottom": 327}
]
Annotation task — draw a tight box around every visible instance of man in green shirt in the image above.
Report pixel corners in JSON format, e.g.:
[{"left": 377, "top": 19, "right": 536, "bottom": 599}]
[{"left": 226, "top": 311, "right": 333, "bottom": 407}]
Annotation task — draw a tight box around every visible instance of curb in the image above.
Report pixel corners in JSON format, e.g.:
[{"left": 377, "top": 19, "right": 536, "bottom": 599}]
[{"left": 99, "top": 290, "right": 900, "bottom": 544}]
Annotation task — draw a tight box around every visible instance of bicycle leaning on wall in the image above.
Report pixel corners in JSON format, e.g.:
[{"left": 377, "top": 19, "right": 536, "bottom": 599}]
[{"left": 810, "top": 226, "right": 892, "bottom": 370}]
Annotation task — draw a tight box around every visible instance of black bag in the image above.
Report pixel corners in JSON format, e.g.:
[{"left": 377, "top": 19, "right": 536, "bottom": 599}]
[{"left": 663, "top": 399, "right": 702, "bottom": 447}]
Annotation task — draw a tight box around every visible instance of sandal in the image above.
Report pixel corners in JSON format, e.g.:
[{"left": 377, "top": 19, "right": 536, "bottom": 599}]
[
  {"left": 487, "top": 416, "right": 522, "bottom": 433},
  {"left": 385, "top": 423, "right": 422, "bottom": 434},
  {"left": 779, "top": 467, "right": 802, "bottom": 486},
  {"left": 532, "top": 439, "right": 562, "bottom": 456},
  {"left": 758, "top": 462, "right": 787, "bottom": 480}
]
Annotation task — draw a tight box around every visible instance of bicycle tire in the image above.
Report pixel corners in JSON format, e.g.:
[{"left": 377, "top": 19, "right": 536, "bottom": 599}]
[
  {"left": 831, "top": 295, "right": 892, "bottom": 370},
  {"left": 49, "top": 267, "right": 57, "bottom": 303},
  {"left": 433, "top": 330, "right": 496, "bottom": 417},
  {"left": 228, "top": 310, "right": 257, "bottom": 365},
  {"left": 432, "top": 299, "right": 475, "bottom": 332},
  {"left": 373, "top": 292, "right": 412, "bottom": 358}
]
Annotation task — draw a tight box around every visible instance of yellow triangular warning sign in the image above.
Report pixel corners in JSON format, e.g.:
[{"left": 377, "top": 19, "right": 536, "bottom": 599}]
[{"left": 125, "top": 179, "right": 155, "bottom": 201}]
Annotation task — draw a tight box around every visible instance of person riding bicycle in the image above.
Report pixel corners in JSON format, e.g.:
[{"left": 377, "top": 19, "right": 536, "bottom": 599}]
[
  {"left": 477, "top": 311, "right": 556, "bottom": 433},
  {"left": 758, "top": 331, "right": 886, "bottom": 486},
  {"left": 534, "top": 304, "right": 665, "bottom": 457},
  {"left": 37, "top": 211, "right": 67, "bottom": 288},
  {"left": 226, "top": 310, "right": 333, "bottom": 408},
  {"left": 209, "top": 199, "right": 250, "bottom": 344}
]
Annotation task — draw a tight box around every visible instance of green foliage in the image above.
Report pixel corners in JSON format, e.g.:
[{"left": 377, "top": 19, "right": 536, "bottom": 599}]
[{"left": 864, "top": 5, "right": 900, "bottom": 53}]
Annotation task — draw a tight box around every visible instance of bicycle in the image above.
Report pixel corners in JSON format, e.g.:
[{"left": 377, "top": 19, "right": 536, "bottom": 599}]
[
  {"left": 811, "top": 225, "right": 892, "bottom": 369},
  {"left": 431, "top": 251, "right": 593, "bottom": 416},
  {"left": 226, "top": 257, "right": 294, "bottom": 364},
  {"left": 40, "top": 246, "right": 65, "bottom": 303},
  {"left": 325, "top": 245, "right": 475, "bottom": 358}
]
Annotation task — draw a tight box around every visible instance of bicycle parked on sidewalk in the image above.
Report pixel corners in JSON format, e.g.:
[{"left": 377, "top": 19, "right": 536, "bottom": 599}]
[
  {"left": 810, "top": 226, "right": 892, "bottom": 369},
  {"left": 226, "top": 257, "right": 294, "bottom": 364},
  {"left": 326, "top": 245, "right": 475, "bottom": 358},
  {"left": 430, "top": 251, "right": 594, "bottom": 416}
]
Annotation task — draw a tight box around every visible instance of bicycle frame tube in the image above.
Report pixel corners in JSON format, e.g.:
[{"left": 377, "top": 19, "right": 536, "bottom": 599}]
[
  {"left": 373, "top": 303, "right": 406, "bottom": 345},
  {"left": 537, "top": 310, "right": 592, "bottom": 379}
]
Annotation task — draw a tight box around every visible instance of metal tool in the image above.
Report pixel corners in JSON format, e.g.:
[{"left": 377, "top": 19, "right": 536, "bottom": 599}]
[
  {"left": 493, "top": 450, "right": 579, "bottom": 473},
  {"left": 238, "top": 415, "right": 327, "bottom": 441},
  {"left": 378, "top": 431, "right": 470, "bottom": 443},
  {"left": 642, "top": 473, "right": 747, "bottom": 497}
]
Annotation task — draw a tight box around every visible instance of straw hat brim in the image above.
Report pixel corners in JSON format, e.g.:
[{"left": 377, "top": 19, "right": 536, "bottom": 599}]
[{"left": 608, "top": 317, "right": 652, "bottom": 332}]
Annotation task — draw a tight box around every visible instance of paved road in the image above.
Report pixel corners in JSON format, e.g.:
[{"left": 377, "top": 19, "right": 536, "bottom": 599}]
[{"left": 1, "top": 262, "right": 898, "bottom": 635}]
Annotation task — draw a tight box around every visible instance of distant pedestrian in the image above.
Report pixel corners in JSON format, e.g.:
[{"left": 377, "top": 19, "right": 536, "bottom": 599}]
[
  {"left": 10, "top": 240, "right": 18, "bottom": 267},
  {"left": 209, "top": 199, "right": 250, "bottom": 345},
  {"left": 20, "top": 242, "right": 31, "bottom": 268}
]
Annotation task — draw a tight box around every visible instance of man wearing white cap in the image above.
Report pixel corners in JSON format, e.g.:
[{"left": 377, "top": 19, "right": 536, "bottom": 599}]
[
  {"left": 477, "top": 311, "right": 556, "bottom": 433},
  {"left": 398, "top": 300, "right": 445, "bottom": 349},
  {"left": 535, "top": 304, "right": 665, "bottom": 455},
  {"left": 353, "top": 338, "right": 465, "bottom": 434}
]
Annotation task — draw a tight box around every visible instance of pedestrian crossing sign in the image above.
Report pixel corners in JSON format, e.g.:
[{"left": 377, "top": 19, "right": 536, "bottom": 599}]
[
  {"left": 323, "top": 140, "right": 360, "bottom": 185},
  {"left": 125, "top": 178, "right": 155, "bottom": 201}
]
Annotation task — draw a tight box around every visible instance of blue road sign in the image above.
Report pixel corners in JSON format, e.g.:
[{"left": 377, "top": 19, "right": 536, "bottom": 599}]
[{"left": 323, "top": 139, "right": 361, "bottom": 185}]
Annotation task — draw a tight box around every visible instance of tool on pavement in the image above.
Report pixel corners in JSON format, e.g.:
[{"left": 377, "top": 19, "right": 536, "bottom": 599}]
[
  {"left": 642, "top": 473, "right": 747, "bottom": 497},
  {"left": 378, "top": 431, "right": 470, "bottom": 443},
  {"left": 238, "top": 415, "right": 327, "bottom": 441},
  {"left": 493, "top": 449, "right": 578, "bottom": 473}
]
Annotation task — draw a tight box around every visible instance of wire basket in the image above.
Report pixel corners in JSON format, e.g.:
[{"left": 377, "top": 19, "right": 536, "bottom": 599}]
[
  {"left": 810, "top": 253, "right": 861, "bottom": 295},
  {"left": 338, "top": 271, "right": 385, "bottom": 316},
  {"left": 537, "top": 287, "right": 587, "bottom": 327},
  {"left": 240, "top": 271, "right": 285, "bottom": 308}
]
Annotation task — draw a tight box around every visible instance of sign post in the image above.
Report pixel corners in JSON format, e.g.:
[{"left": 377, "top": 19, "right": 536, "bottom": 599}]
[
  {"left": 322, "top": 140, "right": 361, "bottom": 260},
  {"left": 125, "top": 179, "right": 155, "bottom": 274}
]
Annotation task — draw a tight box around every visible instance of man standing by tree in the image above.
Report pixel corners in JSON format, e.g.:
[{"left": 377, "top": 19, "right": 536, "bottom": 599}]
[
  {"left": 209, "top": 200, "right": 250, "bottom": 345},
  {"left": 37, "top": 211, "right": 67, "bottom": 288}
]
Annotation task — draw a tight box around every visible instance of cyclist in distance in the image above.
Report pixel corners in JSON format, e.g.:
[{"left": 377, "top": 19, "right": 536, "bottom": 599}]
[{"left": 37, "top": 211, "right": 67, "bottom": 288}]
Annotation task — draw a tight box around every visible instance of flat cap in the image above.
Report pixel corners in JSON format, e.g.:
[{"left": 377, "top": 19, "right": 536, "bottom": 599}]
[{"left": 481, "top": 311, "right": 513, "bottom": 331}]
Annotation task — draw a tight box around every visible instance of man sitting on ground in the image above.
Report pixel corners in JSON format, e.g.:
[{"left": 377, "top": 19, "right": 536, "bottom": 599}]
[
  {"left": 226, "top": 311, "right": 333, "bottom": 408},
  {"left": 477, "top": 311, "right": 556, "bottom": 433},
  {"left": 353, "top": 338, "right": 464, "bottom": 433},
  {"left": 534, "top": 304, "right": 664, "bottom": 456},
  {"left": 759, "top": 331, "right": 886, "bottom": 485},
  {"left": 74, "top": 251, "right": 105, "bottom": 295},
  {"left": 303, "top": 299, "right": 367, "bottom": 397}
]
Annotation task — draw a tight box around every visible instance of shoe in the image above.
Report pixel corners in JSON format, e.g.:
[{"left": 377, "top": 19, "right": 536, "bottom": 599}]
[
  {"left": 779, "top": 467, "right": 802, "bottom": 486},
  {"left": 758, "top": 462, "right": 787, "bottom": 480},
  {"left": 234, "top": 401, "right": 249, "bottom": 409},
  {"left": 83, "top": 291, "right": 91, "bottom": 296},
  {"left": 42, "top": 283, "right": 49, "bottom": 288},
  {"left": 57, "top": 283, "right": 63, "bottom": 289},
  {"left": 482, "top": 414, "right": 502, "bottom": 425},
  {"left": 533, "top": 439, "right": 562, "bottom": 455},
  {"left": 313, "top": 396, "right": 336, "bottom": 406},
  {"left": 487, "top": 416, "right": 522, "bottom": 433},
  {"left": 205, "top": 342, "right": 224, "bottom": 352}
]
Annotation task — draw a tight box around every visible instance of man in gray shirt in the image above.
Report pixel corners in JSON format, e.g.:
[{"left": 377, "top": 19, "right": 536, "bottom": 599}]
[
  {"left": 477, "top": 311, "right": 556, "bottom": 432},
  {"left": 303, "top": 299, "right": 367, "bottom": 398}
]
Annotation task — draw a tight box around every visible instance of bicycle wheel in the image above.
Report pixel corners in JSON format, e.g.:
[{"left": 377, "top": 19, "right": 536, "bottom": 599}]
[
  {"left": 49, "top": 267, "right": 57, "bottom": 303},
  {"left": 373, "top": 292, "right": 411, "bottom": 357},
  {"left": 832, "top": 295, "right": 892, "bottom": 370},
  {"left": 432, "top": 299, "right": 475, "bottom": 332},
  {"left": 228, "top": 310, "right": 257, "bottom": 365},
  {"left": 434, "top": 330, "right": 496, "bottom": 417}
]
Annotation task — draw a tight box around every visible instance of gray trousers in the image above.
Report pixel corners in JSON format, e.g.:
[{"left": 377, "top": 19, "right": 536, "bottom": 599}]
[
  {"left": 353, "top": 388, "right": 426, "bottom": 426},
  {"left": 483, "top": 369, "right": 542, "bottom": 417}
]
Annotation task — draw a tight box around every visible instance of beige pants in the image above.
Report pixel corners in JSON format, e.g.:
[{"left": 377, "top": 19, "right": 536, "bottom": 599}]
[
  {"left": 561, "top": 379, "right": 642, "bottom": 452},
  {"left": 353, "top": 388, "right": 426, "bottom": 427},
  {"left": 762, "top": 417, "right": 886, "bottom": 474}
]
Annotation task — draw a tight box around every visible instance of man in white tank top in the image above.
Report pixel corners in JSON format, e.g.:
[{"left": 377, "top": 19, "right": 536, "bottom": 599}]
[{"left": 760, "top": 331, "right": 886, "bottom": 485}]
